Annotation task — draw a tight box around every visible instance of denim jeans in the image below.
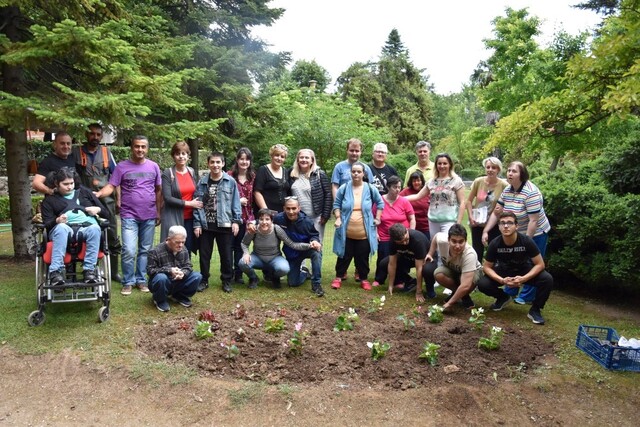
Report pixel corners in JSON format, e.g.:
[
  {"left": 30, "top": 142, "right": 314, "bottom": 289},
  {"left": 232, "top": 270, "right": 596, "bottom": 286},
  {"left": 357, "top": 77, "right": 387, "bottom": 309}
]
[
  {"left": 49, "top": 223, "right": 101, "bottom": 272},
  {"left": 239, "top": 254, "right": 290, "bottom": 280},
  {"left": 121, "top": 218, "right": 156, "bottom": 286},
  {"left": 149, "top": 271, "right": 201, "bottom": 303},
  {"left": 286, "top": 249, "right": 322, "bottom": 287}
]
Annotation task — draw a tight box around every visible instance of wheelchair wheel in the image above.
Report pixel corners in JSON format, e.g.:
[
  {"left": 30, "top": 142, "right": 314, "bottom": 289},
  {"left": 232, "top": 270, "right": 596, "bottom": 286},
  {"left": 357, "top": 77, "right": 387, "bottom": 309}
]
[
  {"left": 98, "top": 306, "right": 110, "bottom": 323},
  {"left": 27, "top": 310, "right": 46, "bottom": 327}
]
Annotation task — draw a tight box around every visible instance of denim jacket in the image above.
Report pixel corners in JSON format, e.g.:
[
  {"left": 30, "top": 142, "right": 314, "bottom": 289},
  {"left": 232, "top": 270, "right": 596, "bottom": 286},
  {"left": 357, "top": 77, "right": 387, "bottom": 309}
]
[{"left": 193, "top": 173, "right": 242, "bottom": 230}]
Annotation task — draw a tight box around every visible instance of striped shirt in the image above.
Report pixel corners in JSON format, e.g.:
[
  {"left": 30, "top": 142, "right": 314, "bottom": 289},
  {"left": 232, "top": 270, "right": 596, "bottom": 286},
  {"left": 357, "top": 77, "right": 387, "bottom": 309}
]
[{"left": 498, "top": 180, "right": 551, "bottom": 236}]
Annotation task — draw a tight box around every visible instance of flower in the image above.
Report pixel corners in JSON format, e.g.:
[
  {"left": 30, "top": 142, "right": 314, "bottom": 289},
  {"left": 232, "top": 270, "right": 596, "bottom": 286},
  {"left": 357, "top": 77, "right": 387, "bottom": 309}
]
[
  {"left": 367, "top": 342, "right": 374, "bottom": 349},
  {"left": 294, "top": 322, "right": 303, "bottom": 332}
]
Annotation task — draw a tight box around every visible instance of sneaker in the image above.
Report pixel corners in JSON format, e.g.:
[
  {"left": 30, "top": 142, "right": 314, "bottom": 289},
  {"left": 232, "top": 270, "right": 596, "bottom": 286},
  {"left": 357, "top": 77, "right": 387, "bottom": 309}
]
[
  {"left": 490, "top": 294, "right": 512, "bottom": 311},
  {"left": 426, "top": 289, "right": 437, "bottom": 299},
  {"left": 372, "top": 281, "right": 381, "bottom": 287},
  {"left": 197, "top": 281, "right": 209, "bottom": 292},
  {"left": 312, "top": 283, "right": 325, "bottom": 297},
  {"left": 234, "top": 275, "right": 245, "bottom": 285},
  {"left": 83, "top": 269, "right": 97, "bottom": 284},
  {"left": 354, "top": 271, "right": 361, "bottom": 282},
  {"left": 272, "top": 277, "right": 282, "bottom": 289},
  {"left": 527, "top": 308, "right": 545, "bottom": 325},
  {"left": 331, "top": 277, "right": 342, "bottom": 289},
  {"left": 136, "top": 283, "right": 149, "bottom": 293},
  {"left": 154, "top": 300, "right": 170, "bottom": 312},
  {"left": 300, "top": 266, "right": 310, "bottom": 281},
  {"left": 360, "top": 280, "right": 372, "bottom": 291},
  {"left": 461, "top": 295, "right": 475, "bottom": 309},
  {"left": 442, "top": 288, "right": 453, "bottom": 296},
  {"left": 403, "top": 278, "right": 417, "bottom": 293},
  {"left": 175, "top": 297, "right": 192, "bottom": 308},
  {"left": 222, "top": 282, "right": 233, "bottom": 293},
  {"left": 514, "top": 297, "right": 525, "bottom": 305},
  {"left": 248, "top": 277, "right": 259, "bottom": 289},
  {"left": 121, "top": 285, "right": 132, "bottom": 296},
  {"left": 49, "top": 270, "right": 65, "bottom": 287}
]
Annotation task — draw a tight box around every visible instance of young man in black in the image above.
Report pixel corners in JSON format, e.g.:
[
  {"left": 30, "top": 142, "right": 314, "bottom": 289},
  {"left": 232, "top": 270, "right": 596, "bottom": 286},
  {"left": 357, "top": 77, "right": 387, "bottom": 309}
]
[{"left": 477, "top": 211, "right": 553, "bottom": 324}]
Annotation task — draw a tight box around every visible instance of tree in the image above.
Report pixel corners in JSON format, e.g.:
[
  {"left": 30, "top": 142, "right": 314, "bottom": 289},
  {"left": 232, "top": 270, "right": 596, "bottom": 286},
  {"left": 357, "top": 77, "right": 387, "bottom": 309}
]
[{"left": 290, "top": 59, "right": 330, "bottom": 92}]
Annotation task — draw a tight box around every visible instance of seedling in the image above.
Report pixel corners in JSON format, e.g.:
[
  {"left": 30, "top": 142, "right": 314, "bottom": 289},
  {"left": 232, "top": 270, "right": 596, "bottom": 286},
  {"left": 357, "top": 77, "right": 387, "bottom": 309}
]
[
  {"left": 427, "top": 304, "right": 444, "bottom": 323},
  {"left": 367, "top": 295, "right": 386, "bottom": 313},
  {"left": 478, "top": 326, "right": 504, "bottom": 351},
  {"left": 264, "top": 317, "right": 286, "bottom": 333},
  {"left": 233, "top": 304, "right": 246, "bottom": 320},
  {"left": 198, "top": 309, "right": 216, "bottom": 322},
  {"left": 288, "top": 322, "right": 307, "bottom": 355},
  {"left": 334, "top": 308, "right": 359, "bottom": 331},
  {"left": 194, "top": 320, "right": 214, "bottom": 340},
  {"left": 468, "top": 307, "right": 486, "bottom": 330},
  {"left": 367, "top": 340, "right": 391, "bottom": 361},
  {"left": 221, "top": 339, "right": 240, "bottom": 359},
  {"left": 396, "top": 314, "right": 416, "bottom": 331},
  {"left": 419, "top": 342, "right": 441, "bottom": 366}
]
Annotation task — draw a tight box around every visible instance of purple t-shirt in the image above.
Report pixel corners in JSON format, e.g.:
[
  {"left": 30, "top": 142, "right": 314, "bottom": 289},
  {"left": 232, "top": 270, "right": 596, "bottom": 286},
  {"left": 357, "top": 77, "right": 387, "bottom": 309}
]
[{"left": 109, "top": 159, "right": 161, "bottom": 220}]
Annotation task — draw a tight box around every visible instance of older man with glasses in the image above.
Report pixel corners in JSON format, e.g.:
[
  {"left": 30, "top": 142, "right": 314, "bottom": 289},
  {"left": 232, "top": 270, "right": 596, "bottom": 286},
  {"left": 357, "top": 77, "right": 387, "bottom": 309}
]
[
  {"left": 369, "top": 142, "right": 398, "bottom": 195},
  {"left": 476, "top": 212, "right": 554, "bottom": 325}
]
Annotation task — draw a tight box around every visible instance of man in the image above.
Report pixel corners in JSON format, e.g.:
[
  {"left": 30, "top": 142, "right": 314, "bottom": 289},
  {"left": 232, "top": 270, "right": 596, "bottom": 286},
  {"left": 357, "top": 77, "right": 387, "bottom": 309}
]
[
  {"left": 73, "top": 123, "right": 122, "bottom": 282},
  {"left": 477, "top": 212, "right": 553, "bottom": 325},
  {"left": 382, "top": 223, "right": 431, "bottom": 303},
  {"left": 424, "top": 224, "right": 482, "bottom": 312},
  {"left": 193, "top": 152, "right": 242, "bottom": 293},
  {"left": 147, "top": 225, "right": 201, "bottom": 312},
  {"left": 331, "top": 138, "right": 374, "bottom": 198},
  {"left": 404, "top": 140, "right": 433, "bottom": 187},
  {"left": 95, "top": 136, "right": 162, "bottom": 296},
  {"left": 369, "top": 142, "right": 398, "bottom": 195},
  {"left": 31, "top": 132, "right": 75, "bottom": 195},
  {"left": 273, "top": 197, "right": 325, "bottom": 297}
]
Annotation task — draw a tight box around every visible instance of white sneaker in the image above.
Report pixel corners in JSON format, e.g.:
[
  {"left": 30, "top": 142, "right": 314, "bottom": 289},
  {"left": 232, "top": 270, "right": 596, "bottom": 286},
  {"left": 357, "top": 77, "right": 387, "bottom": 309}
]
[{"left": 442, "top": 288, "right": 452, "bottom": 295}]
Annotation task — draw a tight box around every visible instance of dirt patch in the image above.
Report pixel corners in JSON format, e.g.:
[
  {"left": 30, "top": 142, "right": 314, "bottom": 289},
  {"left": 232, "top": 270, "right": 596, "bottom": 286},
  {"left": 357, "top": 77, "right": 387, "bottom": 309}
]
[{"left": 137, "top": 302, "right": 554, "bottom": 389}]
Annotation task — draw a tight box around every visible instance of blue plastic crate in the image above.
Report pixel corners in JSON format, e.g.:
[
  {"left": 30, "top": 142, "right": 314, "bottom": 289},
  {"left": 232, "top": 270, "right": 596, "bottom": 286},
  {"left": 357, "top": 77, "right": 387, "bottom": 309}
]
[{"left": 576, "top": 325, "right": 640, "bottom": 372}]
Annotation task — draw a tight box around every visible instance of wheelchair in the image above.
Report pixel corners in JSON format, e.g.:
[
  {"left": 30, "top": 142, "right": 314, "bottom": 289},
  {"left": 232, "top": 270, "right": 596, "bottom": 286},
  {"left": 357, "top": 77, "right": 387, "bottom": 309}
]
[{"left": 29, "top": 219, "right": 112, "bottom": 326}]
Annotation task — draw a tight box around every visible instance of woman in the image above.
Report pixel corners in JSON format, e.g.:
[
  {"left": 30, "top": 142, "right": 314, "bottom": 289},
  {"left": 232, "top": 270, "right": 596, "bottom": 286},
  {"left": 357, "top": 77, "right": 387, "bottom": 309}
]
[
  {"left": 482, "top": 161, "right": 551, "bottom": 304},
  {"left": 399, "top": 171, "right": 430, "bottom": 240},
  {"left": 288, "top": 148, "right": 332, "bottom": 242},
  {"left": 426, "top": 153, "right": 465, "bottom": 238},
  {"left": 466, "top": 157, "right": 508, "bottom": 262},
  {"left": 41, "top": 167, "right": 110, "bottom": 285},
  {"left": 331, "top": 162, "right": 384, "bottom": 291},
  {"left": 373, "top": 175, "right": 415, "bottom": 288},
  {"left": 228, "top": 147, "right": 256, "bottom": 284},
  {"left": 239, "top": 208, "right": 313, "bottom": 289},
  {"left": 160, "top": 141, "right": 202, "bottom": 255},
  {"left": 254, "top": 144, "right": 290, "bottom": 214}
]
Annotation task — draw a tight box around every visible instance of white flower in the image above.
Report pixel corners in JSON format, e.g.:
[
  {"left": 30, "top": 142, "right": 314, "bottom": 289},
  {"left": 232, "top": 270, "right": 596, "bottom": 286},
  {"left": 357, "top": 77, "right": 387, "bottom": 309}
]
[
  {"left": 476, "top": 307, "right": 484, "bottom": 314},
  {"left": 380, "top": 295, "right": 386, "bottom": 303},
  {"left": 367, "top": 342, "right": 374, "bottom": 349},
  {"left": 492, "top": 326, "right": 502, "bottom": 333}
]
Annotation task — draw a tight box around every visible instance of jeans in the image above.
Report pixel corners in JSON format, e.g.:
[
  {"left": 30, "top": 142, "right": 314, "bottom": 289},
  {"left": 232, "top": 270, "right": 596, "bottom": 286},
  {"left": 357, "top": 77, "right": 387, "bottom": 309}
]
[
  {"left": 286, "top": 249, "right": 322, "bottom": 287},
  {"left": 149, "top": 272, "right": 201, "bottom": 303},
  {"left": 121, "top": 218, "right": 156, "bottom": 286},
  {"left": 49, "top": 223, "right": 101, "bottom": 272},
  {"left": 239, "top": 254, "right": 290, "bottom": 280},
  {"left": 477, "top": 269, "right": 553, "bottom": 310},
  {"left": 506, "top": 232, "right": 549, "bottom": 300}
]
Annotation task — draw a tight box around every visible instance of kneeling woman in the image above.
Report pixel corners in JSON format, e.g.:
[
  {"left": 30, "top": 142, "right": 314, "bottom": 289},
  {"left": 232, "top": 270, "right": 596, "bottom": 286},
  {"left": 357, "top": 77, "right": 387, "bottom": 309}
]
[
  {"left": 41, "top": 167, "right": 110, "bottom": 285},
  {"left": 239, "top": 209, "right": 313, "bottom": 288}
]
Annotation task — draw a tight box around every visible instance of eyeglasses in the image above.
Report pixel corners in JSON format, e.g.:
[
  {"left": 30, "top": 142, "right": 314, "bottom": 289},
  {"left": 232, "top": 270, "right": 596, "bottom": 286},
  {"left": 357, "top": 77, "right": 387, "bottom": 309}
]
[
  {"left": 284, "top": 196, "right": 298, "bottom": 201},
  {"left": 373, "top": 150, "right": 387, "bottom": 154},
  {"left": 499, "top": 221, "right": 516, "bottom": 227}
]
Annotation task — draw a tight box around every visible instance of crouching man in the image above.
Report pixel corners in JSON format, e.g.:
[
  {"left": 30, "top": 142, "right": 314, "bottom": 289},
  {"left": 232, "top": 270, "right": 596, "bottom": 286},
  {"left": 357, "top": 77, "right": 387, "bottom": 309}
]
[
  {"left": 147, "top": 225, "right": 202, "bottom": 312},
  {"left": 273, "top": 197, "right": 324, "bottom": 296},
  {"left": 424, "top": 224, "right": 482, "bottom": 311},
  {"left": 477, "top": 212, "right": 553, "bottom": 325}
]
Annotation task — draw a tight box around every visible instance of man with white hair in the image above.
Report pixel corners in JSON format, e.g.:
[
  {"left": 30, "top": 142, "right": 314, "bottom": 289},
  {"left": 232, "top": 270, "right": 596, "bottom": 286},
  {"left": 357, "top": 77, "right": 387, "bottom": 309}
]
[
  {"left": 146, "top": 225, "right": 202, "bottom": 312},
  {"left": 369, "top": 142, "right": 398, "bottom": 195}
]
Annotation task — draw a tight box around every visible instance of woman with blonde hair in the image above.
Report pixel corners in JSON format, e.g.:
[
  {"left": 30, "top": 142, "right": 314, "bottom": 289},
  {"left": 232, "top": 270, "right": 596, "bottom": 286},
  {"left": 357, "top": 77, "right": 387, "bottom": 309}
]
[
  {"left": 254, "top": 144, "right": 290, "bottom": 214},
  {"left": 288, "top": 148, "right": 332, "bottom": 241},
  {"left": 426, "top": 153, "right": 465, "bottom": 238}
]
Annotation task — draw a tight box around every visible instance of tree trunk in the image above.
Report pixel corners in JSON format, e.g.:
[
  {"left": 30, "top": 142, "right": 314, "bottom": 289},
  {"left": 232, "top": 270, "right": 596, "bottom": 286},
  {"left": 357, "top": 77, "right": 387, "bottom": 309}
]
[
  {"left": 2, "top": 6, "right": 35, "bottom": 258},
  {"left": 550, "top": 155, "right": 560, "bottom": 172},
  {"left": 187, "top": 138, "right": 199, "bottom": 174}
]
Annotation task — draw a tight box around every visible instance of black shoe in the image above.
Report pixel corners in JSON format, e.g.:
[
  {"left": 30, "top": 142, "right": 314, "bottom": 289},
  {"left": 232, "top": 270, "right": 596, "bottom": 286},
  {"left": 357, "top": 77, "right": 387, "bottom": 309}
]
[
  {"left": 248, "top": 277, "right": 259, "bottom": 289},
  {"left": 403, "top": 278, "right": 417, "bottom": 293},
  {"left": 197, "top": 281, "right": 209, "bottom": 292},
  {"left": 49, "top": 270, "right": 65, "bottom": 286},
  {"left": 272, "top": 278, "right": 282, "bottom": 289},
  {"left": 222, "top": 282, "right": 233, "bottom": 293},
  {"left": 234, "top": 275, "right": 245, "bottom": 285},
  {"left": 312, "top": 283, "right": 325, "bottom": 297},
  {"left": 460, "top": 295, "right": 475, "bottom": 309},
  {"left": 175, "top": 297, "right": 193, "bottom": 308},
  {"left": 490, "top": 294, "right": 512, "bottom": 311},
  {"left": 83, "top": 269, "right": 97, "bottom": 284},
  {"left": 527, "top": 308, "right": 545, "bottom": 325}
]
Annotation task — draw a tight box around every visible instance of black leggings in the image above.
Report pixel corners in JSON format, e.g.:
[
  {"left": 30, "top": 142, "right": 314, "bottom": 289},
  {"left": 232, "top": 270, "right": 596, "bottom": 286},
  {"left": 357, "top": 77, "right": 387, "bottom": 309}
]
[{"left": 335, "top": 238, "right": 371, "bottom": 280}]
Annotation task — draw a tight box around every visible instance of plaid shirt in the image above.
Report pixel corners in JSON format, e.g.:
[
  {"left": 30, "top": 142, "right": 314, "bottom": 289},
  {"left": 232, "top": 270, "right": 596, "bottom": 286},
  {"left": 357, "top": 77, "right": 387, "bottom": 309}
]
[{"left": 147, "top": 242, "right": 193, "bottom": 279}]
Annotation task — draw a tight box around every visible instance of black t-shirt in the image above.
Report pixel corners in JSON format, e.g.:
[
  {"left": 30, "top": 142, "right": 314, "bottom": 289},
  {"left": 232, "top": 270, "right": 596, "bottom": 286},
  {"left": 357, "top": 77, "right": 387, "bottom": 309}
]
[
  {"left": 485, "top": 232, "right": 540, "bottom": 276},
  {"left": 254, "top": 165, "right": 290, "bottom": 213},
  {"left": 37, "top": 154, "right": 75, "bottom": 178},
  {"left": 370, "top": 163, "right": 398, "bottom": 195},
  {"left": 390, "top": 229, "right": 428, "bottom": 260}
]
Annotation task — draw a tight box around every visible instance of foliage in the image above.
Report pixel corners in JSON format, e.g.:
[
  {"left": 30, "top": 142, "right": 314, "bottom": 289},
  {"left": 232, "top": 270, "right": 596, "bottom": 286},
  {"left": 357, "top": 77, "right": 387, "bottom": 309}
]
[
  {"left": 264, "top": 318, "right": 285, "bottom": 333},
  {"left": 198, "top": 309, "right": 216, "bottom": 322},
  {"left": 468, "top": 307, "right": 486, "bottom": 330},
  {"left": 367, "top": 295, "right": 385, "bottom": 313},
  {"left": 601, "top": 121, "right": 640, "bottom": 194},
  {"left": 0, "top": 196, "right": 42, "bottom": 221},
  {"left": 288, "top": 322, "right": 306, "bottom": 355},
  {"left": 419, "top": 342, "right": 441, "bottom": 366},
  {"left": 396, "top": 314, "right": 416, "bottom": 331},
  {"left": 478, "top": 326, "right": 504, "bottom": 351},
  {"left": 290, "top": 60, "right": 331, "bottom": 92},
  {"left": 367, "top": 340, "right": 391, "bottom": 361},
  {"left": 427, "top": 305, "right": 444, "bottom": 324},
  {"left": 333, "top": 308, "right": 359, "bottom": 332},
  {"left": 194, "top": 321, "right": 215, "bottom": 340},
  {"left": 221, "top": 339, "right": 240, "bottom": 359}
]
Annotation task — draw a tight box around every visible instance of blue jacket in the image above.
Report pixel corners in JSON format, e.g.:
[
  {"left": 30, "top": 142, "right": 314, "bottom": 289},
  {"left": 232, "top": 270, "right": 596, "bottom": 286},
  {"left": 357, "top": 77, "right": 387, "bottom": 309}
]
[
  {"left": 332, "top": 182, "right": 383, "bottom": 258},
  {"left": 273, "top": 210, "right": 319, "bottom": 260},
  {"left": 193, "top": 173, "right": 242, "bottom": 230}
]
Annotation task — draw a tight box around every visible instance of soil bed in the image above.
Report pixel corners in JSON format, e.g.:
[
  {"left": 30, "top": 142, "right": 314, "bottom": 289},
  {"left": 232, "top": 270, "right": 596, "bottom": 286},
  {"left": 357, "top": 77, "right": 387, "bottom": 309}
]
[{"left": 137, "top": 301, "right": 554, "bottom": 389}]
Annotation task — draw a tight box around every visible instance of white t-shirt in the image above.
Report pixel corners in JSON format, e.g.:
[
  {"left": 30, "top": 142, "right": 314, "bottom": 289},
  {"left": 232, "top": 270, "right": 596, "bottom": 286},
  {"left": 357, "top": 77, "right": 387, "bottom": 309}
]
[{"left": 434, "top": 232, "right": 482, "bottom": 274}]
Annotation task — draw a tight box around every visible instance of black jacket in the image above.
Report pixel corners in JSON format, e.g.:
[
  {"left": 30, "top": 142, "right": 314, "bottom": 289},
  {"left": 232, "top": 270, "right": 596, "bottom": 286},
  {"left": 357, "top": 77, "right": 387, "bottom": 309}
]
[{"left": 41, "top": 186, "right": 111, "bottom": 232}]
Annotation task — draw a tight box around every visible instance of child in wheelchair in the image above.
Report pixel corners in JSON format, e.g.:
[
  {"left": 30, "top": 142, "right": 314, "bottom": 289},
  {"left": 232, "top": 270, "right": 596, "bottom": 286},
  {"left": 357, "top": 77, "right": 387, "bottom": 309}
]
[{"left": 41, "top": 167, "right": 111, "bottom": 285}]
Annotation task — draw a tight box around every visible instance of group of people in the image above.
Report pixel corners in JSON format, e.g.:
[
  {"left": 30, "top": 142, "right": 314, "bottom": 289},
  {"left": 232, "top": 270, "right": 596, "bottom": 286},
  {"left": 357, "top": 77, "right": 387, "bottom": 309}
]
[{"left": 34, "top": 127, "right": 553, "bottom": 323}]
